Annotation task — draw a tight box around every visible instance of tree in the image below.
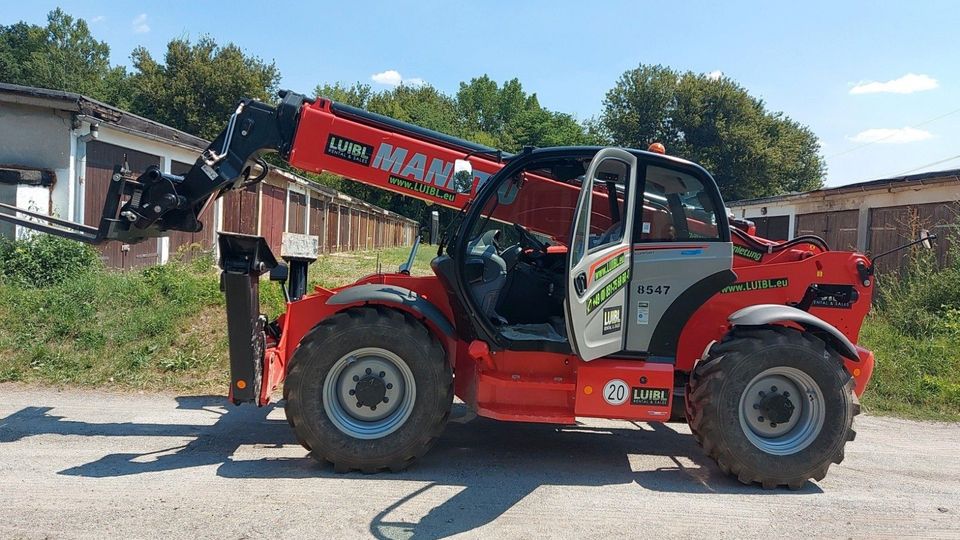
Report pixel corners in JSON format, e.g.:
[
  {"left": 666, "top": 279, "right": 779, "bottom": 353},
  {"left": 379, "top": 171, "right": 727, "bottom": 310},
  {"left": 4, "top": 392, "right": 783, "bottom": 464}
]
[
  {"left": 602, "top": 64, "right": 824, "bottom": 200},
  {"left": 315, "top": 82, "right": 372, "bottom": 108},
  {"left": 368, "top": 84, "right": 460, "bottom": 136},
  {"left": 127, "top": 36, "right": 280, "bottom": 140},
  {"left": 0, "top": 9, "right": 120, "bottom": 101}
]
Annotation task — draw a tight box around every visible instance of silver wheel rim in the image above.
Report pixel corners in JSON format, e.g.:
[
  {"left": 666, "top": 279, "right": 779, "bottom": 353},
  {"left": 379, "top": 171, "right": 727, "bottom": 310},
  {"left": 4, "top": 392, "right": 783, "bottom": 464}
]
[
  {"left": 737, "top": 366, "right": 825, "bottom": 456},
  {"left": 322, "top": 347, "right": 416, "bottom": 440}
]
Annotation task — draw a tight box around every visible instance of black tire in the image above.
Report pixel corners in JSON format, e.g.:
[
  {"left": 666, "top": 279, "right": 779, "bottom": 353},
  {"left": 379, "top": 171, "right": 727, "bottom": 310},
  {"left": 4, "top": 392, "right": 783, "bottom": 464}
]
[
  {"left": 283, "top": 306, "right": 453, "bottom": 473},
  {"left": 685, "top": 326, "right": 860, "bottom": 489}
]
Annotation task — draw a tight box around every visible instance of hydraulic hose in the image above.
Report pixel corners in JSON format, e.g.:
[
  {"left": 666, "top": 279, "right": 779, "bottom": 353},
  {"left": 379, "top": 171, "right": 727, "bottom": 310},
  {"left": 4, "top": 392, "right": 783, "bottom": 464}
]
[{"left": 731, "top": 227, "right": 830, "bottom": 253}]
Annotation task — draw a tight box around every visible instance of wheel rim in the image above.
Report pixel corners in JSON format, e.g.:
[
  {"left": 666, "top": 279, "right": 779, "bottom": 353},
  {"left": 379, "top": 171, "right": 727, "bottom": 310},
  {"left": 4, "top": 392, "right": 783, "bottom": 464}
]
[
  {"left": 737, "top": 366, "right": 825, "bottom": 456},
  {"left": 322, "top": 347, "right": 416, "bottom": 440}
]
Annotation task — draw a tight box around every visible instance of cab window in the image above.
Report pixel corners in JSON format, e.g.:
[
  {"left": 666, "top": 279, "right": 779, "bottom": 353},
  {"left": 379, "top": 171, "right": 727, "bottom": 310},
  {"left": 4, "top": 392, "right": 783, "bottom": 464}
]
[
  {"left": 638, "top": 165, "right": 720, "bottom": 241},
  {"left": 571, "top": 162, "right": 630, "bottom": 265}
]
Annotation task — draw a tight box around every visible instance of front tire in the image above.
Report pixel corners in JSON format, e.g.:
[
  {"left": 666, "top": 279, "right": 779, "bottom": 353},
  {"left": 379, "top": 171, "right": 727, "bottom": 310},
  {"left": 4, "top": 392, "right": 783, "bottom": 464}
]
[
  {"left": 685, "top": 326, "right": 859, "bottom": 489},
  {"left": 284, "top": 306, "right": 453, "bottom": 473}
]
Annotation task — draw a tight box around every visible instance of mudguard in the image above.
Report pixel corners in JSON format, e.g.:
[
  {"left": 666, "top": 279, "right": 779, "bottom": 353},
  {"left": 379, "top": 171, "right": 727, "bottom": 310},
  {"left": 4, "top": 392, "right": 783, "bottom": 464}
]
[
  {"left": 327, "top": 284, "right": 455, "bottom": 339},
  {"left": 728, "top": 304, "right": 860, "bottom": 360}
]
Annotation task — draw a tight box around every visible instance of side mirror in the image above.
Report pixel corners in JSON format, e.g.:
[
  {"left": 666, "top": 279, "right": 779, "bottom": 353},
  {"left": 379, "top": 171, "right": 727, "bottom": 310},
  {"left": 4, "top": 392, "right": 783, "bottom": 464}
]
[
  {"left": 452, "top": 159, "right": 473, "bottom": 194},
  {"left": 920, "top": 229, "right": 936, "bottom": 250}
]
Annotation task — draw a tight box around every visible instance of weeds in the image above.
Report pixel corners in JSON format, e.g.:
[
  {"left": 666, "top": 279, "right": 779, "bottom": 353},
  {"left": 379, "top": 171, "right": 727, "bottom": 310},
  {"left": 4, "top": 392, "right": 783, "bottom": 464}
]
[{"left": 860, "top": 240, "right": 960, "bottom": 420}]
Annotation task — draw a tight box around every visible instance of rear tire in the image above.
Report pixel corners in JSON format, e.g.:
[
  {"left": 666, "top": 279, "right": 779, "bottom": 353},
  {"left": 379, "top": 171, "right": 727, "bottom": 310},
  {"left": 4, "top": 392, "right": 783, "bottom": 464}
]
[
  {"left": 284, "top": 306, "right": 453, "bottom": 473},
  {"left": 685, "top": 326, "right": 859, "bottom": 489}
]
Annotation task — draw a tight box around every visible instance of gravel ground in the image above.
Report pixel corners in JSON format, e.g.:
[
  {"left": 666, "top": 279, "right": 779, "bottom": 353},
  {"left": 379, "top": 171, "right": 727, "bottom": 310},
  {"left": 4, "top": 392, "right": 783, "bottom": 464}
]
[{"left": 0, "top": 384, "right": 957, "bottom": 539}]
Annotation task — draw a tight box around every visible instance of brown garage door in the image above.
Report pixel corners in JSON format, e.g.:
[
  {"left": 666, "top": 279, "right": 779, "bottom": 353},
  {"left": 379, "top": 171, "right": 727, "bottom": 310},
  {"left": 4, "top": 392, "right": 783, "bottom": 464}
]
[
  {"left": 869, "top": 202, "right": 959, "bottom": 273},
  {"left": 222, "top": 184, "right": 259, "bottom": 236},
  {"left": 84, "top": 141, "right": 161, "bottom": 269},
  {"left": 167, "top": 160, "right": 216, "bottom": 262},
  {"left": 327, "top": 203, "right": 339, "bottom": 251},
  {"left": 287, "top": 191, "right": 306, "bottom": 234},
  {"left": 752, "top": 215, "right": 790, "bottom": 241},
  {"left": 309, "top": 197, "right": 326, "bottom": 251},
  {"left": 260, "top": 183, "right": 286, "bottom": 254},
  {"left": 795, "top": 210, "right": 858, "bottom": 252}
]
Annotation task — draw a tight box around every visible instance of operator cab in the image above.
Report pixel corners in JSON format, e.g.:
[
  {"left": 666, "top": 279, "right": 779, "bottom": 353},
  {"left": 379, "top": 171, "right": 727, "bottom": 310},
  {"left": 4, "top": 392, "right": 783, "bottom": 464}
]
[{"left": 435, "top": 146, "right": 733, "bottom": 360}]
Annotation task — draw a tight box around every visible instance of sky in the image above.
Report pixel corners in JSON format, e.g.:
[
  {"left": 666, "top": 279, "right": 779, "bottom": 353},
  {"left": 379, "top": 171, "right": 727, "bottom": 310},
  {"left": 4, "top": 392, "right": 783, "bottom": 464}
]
[{"left": 3, "top": 0, "right": 959, "bottom": 187}]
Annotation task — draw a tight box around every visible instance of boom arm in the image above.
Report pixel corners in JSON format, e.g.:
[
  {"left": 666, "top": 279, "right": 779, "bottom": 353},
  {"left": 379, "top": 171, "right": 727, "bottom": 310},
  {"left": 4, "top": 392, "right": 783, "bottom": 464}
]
[{"left": 0, "top": 90, "right": 507, "bottom": 244}]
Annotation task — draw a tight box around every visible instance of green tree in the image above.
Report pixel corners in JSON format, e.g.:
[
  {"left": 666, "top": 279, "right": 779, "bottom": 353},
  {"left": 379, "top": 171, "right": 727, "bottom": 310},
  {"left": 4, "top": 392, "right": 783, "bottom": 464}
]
[
  {"left": 368, "top": 84, "right": 460, "bottom": 135},
  {"left": 0, "top": 9, "right": 120, "bottom": 101},
  {"left": 127, "top": 36, "right": 280, "bottom": 140},
  {"left": 602, "top": 64, "right": 824, "bottom": 200},
  {"left": 315, "top": 82, "right": 373, "bottom": 108}
]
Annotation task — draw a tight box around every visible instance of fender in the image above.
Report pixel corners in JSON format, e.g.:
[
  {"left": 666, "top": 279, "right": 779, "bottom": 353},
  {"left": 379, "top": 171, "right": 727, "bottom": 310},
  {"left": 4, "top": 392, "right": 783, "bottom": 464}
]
[
  {"left": 728, "top": 304, "right": 859, "bottom": 361},
  {"left": 327, "top": 283, "right": 456, "bottom": 340}
]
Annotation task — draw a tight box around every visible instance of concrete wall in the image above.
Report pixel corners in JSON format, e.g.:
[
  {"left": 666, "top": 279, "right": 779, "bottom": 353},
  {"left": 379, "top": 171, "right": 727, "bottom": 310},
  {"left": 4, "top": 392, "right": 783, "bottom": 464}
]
[{"left": 0, "top": 102, "right": 70, "bottom": 224}]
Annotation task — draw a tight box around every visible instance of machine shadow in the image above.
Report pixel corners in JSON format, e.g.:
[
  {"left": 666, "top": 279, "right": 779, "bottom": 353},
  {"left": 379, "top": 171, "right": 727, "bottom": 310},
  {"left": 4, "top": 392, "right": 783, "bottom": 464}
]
[{"left": 1, "top": 398, "right": 821, "bottom": 538}]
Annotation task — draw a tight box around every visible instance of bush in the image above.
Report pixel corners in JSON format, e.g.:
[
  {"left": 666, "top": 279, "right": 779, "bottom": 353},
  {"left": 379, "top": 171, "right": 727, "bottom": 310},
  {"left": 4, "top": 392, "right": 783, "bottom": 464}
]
[
  {"left": 0, "top": 234, "right": 100, "bottom": 287},
  {"left": 876, "top": 247, "right": 960, "bottom": 337}
]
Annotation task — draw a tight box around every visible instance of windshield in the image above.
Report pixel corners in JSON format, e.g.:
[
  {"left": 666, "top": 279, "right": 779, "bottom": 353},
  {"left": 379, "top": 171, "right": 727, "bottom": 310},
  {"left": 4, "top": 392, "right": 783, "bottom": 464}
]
[{"left": 466, "top": 157, "right": 590, "bottom": 248}]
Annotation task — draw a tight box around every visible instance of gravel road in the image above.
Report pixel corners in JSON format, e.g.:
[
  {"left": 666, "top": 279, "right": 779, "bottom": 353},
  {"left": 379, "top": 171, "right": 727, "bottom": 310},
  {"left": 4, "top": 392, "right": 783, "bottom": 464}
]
[{"left": 0, "top": 384, "right": 957, "bottom": 539}]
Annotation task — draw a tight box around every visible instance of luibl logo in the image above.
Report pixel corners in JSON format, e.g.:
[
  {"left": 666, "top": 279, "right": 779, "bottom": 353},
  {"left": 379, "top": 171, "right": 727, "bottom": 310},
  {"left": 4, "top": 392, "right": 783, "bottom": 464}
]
[{"left": 325, "top": 134, "right": 373, "bottom": 166}]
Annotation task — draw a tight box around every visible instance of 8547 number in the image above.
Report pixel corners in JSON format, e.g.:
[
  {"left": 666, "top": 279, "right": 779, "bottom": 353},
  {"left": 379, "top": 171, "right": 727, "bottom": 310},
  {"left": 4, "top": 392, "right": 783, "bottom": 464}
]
[{"left": 637, "top": 285, "right": 671, "bottom": 295}]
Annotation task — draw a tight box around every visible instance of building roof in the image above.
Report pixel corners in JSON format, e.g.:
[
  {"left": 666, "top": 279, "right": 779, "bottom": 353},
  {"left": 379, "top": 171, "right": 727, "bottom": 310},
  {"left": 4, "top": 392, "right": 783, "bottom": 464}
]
[
  {"left": 728, "top": 167, "right": 960, "bottom": 207},
  {"left": 0, "top": 82, "right": 208, "bottom": 151}
]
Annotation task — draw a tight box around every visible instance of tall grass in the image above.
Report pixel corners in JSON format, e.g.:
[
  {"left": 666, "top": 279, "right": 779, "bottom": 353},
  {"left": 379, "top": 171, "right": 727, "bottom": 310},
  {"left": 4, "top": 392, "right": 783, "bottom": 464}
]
[{"left": 860, "top": 244, "right": 960, "bottom": 419}]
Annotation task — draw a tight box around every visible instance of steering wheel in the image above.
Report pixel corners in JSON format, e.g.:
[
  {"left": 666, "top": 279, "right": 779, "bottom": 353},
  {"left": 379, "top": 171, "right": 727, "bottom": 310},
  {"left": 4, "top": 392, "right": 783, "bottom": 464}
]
[{"left": 513, "top": 223, "right": 548, "bottom": 254}]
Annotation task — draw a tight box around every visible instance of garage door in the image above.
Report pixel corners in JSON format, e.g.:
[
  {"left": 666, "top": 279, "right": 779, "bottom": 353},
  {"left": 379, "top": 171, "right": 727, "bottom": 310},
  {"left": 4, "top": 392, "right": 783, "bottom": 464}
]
[
  {"left": 84, "top": 141, "right": 161, "bottom": 269},
  {"left": 752, "top": 215, "right": 790, "bottom": 241},
  {"left": 166, "top": 160, "right": 216, "bottom": 262},
  {"left": 795, "top": 210, "right": 858, "bottom": 252}
]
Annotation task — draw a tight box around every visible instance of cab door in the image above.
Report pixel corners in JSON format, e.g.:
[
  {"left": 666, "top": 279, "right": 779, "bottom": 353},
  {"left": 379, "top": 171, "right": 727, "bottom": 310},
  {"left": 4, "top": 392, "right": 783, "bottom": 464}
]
[{"left": 565, "top": 148, "right": 637, "bottom": 361}]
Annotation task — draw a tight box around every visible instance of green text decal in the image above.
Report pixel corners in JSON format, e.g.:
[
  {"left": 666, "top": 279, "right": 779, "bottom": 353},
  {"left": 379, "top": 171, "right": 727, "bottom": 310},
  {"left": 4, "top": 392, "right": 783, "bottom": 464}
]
[
  {"left": 388, "top": 176, "right": 457, "bottom": 202},
  {"left": 587, "top": 270, "right": 630, "bottom": 313},
  {"left": 593, "top": 252, "right": 626, "bottom": 282},
  {"left": 721, "top": 277, "right": 789, "bottom": 294},
  {"left": 733, "top": 244, "right": 765, "bottom": 262}
]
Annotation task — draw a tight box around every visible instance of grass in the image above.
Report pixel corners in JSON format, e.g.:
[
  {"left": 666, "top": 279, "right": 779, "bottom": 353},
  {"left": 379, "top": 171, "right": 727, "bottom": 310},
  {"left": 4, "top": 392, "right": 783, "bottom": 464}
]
[
  {"left": 855, "top": 248, "right": 960, "bottom": 421},
  {"left": 0, "top": 244, "right": 435, "bottom": 393},
  {"left": 859, "top": 317, "right": 960, "bottom": 421}
]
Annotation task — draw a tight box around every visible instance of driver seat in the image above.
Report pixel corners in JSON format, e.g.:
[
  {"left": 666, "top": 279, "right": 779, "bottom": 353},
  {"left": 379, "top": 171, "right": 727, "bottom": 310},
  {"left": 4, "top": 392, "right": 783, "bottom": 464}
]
[{"left": 466, "top": 230, "right": 509, "bottom": 321}]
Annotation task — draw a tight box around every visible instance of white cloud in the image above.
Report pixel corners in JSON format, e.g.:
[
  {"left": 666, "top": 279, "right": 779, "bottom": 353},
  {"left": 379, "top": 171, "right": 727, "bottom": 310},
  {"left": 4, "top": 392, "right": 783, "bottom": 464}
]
[
  {"left": 132, "top": 13, "right": 150, "bottom": 34},
  {"left": 849, "top": 73, "right": 938, "bottom": 95},
  {"left": 706, "top": 70, "right": 723, "bottom": 81},
  {"left": 370, "top": 69, "right": 425, "bottom": 87},
  {"left": 90, "top": 15, "right": 105, "bottom": 23},
  {"left": 848, "top": 127, "right": 933, "bottom": 144}
]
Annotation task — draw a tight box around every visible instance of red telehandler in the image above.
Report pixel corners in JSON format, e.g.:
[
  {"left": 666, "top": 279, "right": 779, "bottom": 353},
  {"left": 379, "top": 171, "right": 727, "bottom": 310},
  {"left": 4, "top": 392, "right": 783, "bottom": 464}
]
[{"left": 0, "top": 90, "right": 898, "bottom": 489}]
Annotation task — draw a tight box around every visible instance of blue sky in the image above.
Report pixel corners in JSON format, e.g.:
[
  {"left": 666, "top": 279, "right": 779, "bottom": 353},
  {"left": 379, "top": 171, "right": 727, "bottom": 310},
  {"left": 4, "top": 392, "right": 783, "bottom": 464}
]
[{"left": 4, "top": 1, "right": 958, "bottom": 187}]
